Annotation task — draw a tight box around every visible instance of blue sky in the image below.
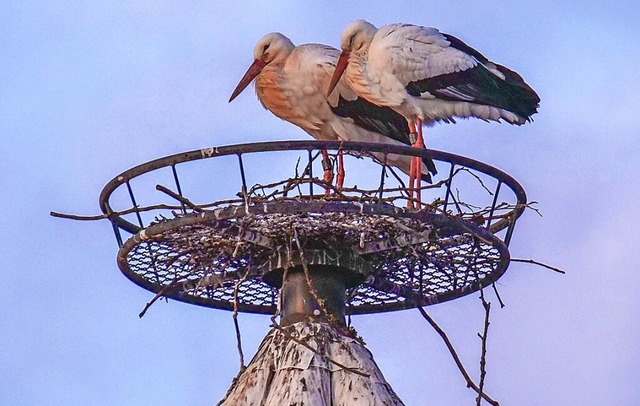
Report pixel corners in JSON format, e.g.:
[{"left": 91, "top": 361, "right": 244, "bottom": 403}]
[{"left": 2, "top": 1, "right": 639, "bottom": 405}]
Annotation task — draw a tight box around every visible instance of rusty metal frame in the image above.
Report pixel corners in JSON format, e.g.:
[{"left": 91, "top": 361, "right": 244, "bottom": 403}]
[
  {"left": 98, "top": 140, "right": 527, "bottom": 315},
  {"left": 100, "top": 140, "right": 526, "bottom": 236}
]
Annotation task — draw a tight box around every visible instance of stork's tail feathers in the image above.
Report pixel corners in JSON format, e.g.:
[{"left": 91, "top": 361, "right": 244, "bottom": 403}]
[
  {"left": 421, "top": 155, "right": 438, "bottom": 183},
  {"left": 371, "top": 151, "right": 437, "bottom": 184},
  {"left": 493, "top": 64, "right": 540, "bottom": 121}
]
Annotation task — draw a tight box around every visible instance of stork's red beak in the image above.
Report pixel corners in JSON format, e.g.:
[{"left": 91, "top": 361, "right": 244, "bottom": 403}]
[
  {"left": 326, "top": 50, "right": 350, "bottom": 97},
  {"left": 229, "top": 58, "right": 267, "bottom": 102}
]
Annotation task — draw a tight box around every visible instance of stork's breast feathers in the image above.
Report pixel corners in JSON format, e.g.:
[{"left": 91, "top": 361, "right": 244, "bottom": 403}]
[{"left": 255, "top": 70, "right": 292, "bottom": 114}]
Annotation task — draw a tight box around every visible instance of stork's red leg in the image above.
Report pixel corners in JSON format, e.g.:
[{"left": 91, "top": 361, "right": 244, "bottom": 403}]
[
  {"left": 321, "top": 149, "right": 333, "bottom": 195},
  {"left": 407, "top": 120, "right": 419, "bottom": 208},
  {"left": 414, "top": 119, "right": 424, "bottom": 207},
  {"left": 336, "top": 149, "right": 345, "bottom": 192},
  {"left": 409, "top": 156, "right": 417, "bottom": 208}
]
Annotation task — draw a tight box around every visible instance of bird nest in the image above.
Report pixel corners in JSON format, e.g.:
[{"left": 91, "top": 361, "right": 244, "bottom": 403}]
[{"left": 100, "top": 140, "right": 527, "bottom": 314}]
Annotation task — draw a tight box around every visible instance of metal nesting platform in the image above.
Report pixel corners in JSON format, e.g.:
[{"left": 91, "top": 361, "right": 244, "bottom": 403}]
[{"left": 99, "top": 140, "right": 527, "bottom": 315}]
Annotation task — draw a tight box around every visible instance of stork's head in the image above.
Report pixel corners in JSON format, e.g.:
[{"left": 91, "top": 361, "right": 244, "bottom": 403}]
[
  {"left": 253, "top": 32, "right": 295, "bottom": 65},
  {"left": 339, "top": 19, "right": 377, "bottom": 53},
  {"left": 229, "top": 33, "right": 294, "bottom": 102},
  {"left": 327, "top": 20, "right": 378, "bottom": 97}
]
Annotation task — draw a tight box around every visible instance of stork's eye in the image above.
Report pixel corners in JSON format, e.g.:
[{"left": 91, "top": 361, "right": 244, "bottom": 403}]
[
  {"left": 349, "top": 34, "right": 356, "bottom": 47},
  {"left": 262, "top": 44, "right": 270, "bottom": 53}
]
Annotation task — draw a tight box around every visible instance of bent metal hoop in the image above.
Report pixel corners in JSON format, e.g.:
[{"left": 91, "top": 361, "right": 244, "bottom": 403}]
[{"left": 99, "top": 140, "right": 527, "bottom": 315}]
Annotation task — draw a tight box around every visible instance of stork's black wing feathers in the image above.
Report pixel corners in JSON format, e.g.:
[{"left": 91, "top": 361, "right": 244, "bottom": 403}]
[
  {"left": 405, "top": 33, "right": 540, "bottom": 120},
  {"left": 332, "top": 96, "right": 410, "bottom": 143},
  {"left": 443, "top": 34, "right": 491, "bottom": 64}
]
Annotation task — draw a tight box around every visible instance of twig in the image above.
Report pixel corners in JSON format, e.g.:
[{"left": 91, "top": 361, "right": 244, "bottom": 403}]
[
  {"left": 417, "top": 306, "right": 500, "bottom": 406},
  {"left": 50, "top": 211, "right": 113, "bottom": 221},
  {"left": 50, "top": 201, "right": 228, "bottom": 222},
  {"left": 138, "top": 278, "right": 181, "bottom": 318},
  {"left": 293, "top": 156, "right": 304, "bottom": 197},
  {"left": 51, "top": 189, "right": 244, "bottom": 222},
  {"left": 460, "top": 167, "right": 494, "bottom": 195},
  {"left": 232, "top": 257, "right": 252, "bottom": 371},
  {"left": 138, "top": 250, "right": 216, "bottom": 318},
  {"left": 491, "top": 283, "right": 505, "bottom": 309},
  {"left": 511, "top": 258, "right": 565, "bottom": 274},
  {"left": 156, "top": 184, "right": 203, "bottom": 212},
  {"left": 477, "top": 290, "right": 492, "bottom": 406},
  {"left": 525, "top": 201, "right": 543, "bottom": 217}
]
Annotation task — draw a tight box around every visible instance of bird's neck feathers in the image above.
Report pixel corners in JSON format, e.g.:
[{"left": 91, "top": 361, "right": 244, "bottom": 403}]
[
  {"left": 254, "top": 65, "right": 293, "bottom": 117},
  {"left": 345, "top": 51, "right": 399, "bottom": 108},
  {"left": 346, "top": 50, "right": 369, "bottom": 84}
]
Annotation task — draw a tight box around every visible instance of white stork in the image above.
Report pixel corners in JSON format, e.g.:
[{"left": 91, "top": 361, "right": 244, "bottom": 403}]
[
  {"left": 327, "top": 20, "right": 540, "bottom": 206},
  {"left": 229, "top": 32, "right": 437, "bottom": 194}
]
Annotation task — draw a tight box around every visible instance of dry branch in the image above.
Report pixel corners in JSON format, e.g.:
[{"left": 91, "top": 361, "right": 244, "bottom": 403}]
[
  {"left": 417, "top": 306, "right": 500, "bottom": 406},
  {"left": 477, "top": 290, "right": 492, "bottom": 406},
  {"left": 138, "top": 278, "right": 181, "bottom": 318},
  {"left": 511, "top": 258, "right": 565, "bottom": 274},
  {"left": 232, "top": 259, "right": 252, "bottom": 371},
  {"left": 156, "top": 184, "right": 202, "bottom": 212}
]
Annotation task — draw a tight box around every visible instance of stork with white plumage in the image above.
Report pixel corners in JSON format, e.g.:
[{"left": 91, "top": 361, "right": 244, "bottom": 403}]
[
  {"left": 229, "top": 32, "right": 437, "bottom": 194},
  {"left": 327, "top": 20, "right": 540, "bottom": 206}
]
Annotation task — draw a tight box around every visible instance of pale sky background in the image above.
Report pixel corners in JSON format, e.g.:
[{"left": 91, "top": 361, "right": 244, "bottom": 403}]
[{"left": 2, "top": 1, "right": 639, "bottom": 405}]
